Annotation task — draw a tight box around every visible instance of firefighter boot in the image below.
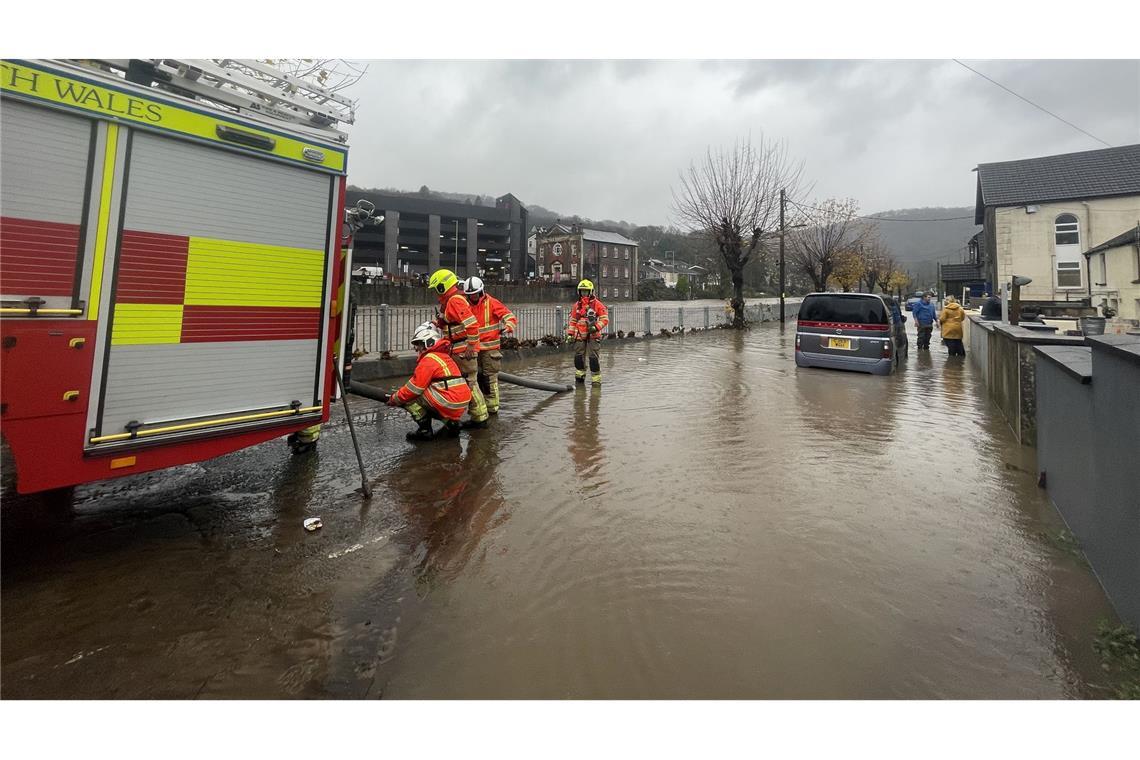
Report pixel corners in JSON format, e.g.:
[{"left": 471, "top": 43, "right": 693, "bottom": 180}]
[
  {"left": 590, "top": 355, "right": 601, "bottom": 385},
  {"left": 439, "top": 420, "right": 462, "bottom": 438},
  {"left": 574, "top": 353, "right": 586, "bottom": 384},
  {"left": 288, "top": 424, "right": 321, "bottom": 454},
  {"left": 406, "top": 416, "right": 435, "bottom": 442}
]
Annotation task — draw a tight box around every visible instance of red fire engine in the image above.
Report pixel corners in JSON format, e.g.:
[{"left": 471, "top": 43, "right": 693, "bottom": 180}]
[{"left": 1, "top": 59, "right": 359, "bottom": 494}]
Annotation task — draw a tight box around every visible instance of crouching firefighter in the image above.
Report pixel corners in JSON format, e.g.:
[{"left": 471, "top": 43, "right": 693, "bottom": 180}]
[
  {"left": 429, "top": 268, "right": 490, "bottom": 428},
  {"left": 464, "top": 276, "right": 517, "bottom": 414},
  {"left": 387, "top": 322, "right": 472, "bottom": 441},
  {"left": 566, "top": 279, "right": 609, "bottom": 384}
]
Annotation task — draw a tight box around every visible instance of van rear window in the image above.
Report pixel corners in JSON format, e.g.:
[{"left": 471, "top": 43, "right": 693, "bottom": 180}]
[{"left": 800, "top": 295, "right": 889, "bottom": 324}]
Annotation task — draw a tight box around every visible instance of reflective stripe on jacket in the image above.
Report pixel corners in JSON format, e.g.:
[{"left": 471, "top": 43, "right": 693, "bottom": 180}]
[
  {"left": 395, "top": 341, "right": 472, "bottom": 420},
  {"left": 473, "top": 294, "right": 517, "bottom": 351},
  {"left": 567, "top": 296, "right": 608, "bottom": 338},
  {"left": 435, "top": 287, "right": 480, "bottom": 353}
]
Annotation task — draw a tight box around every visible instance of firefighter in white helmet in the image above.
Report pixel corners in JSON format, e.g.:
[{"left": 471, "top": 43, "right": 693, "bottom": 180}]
[
  {"left": 386, "top": 321, "right": 473, "bottom": 440},
  {"left": 463, "top": 276, "right": 517, "bottom": 414}
]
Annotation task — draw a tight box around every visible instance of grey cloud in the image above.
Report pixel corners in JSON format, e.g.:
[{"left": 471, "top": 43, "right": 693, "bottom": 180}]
[{"left": 342, "top": 60, "right": 1140, "bottom": 226}]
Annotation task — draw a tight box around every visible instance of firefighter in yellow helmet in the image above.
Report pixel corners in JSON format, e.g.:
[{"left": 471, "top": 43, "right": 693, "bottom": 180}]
[
  {"left": 566, "top": 279, "right": 608, "bottom": 384},
  {"left": 428, "top": 268, "right": 489, "bottom": 428}
]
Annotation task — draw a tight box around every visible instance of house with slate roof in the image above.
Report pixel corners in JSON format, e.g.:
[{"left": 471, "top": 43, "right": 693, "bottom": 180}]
[
  {"left": 974, "top": 144, "right": 1140, "bottom": 304},
  {"left": 1083, "top": 224, "right": 1140, "bottom": 322}
]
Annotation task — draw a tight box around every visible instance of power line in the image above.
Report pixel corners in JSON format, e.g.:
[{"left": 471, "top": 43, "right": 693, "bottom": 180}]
[{"left": 952, "top": 59, "right": 1113, "bottom": 149}]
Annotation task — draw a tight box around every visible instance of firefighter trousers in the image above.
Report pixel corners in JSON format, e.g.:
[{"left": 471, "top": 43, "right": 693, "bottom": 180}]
[
  {"left": 574, "top": 337, "right": 601, "bottom": 384},
  {"left": 477, "top": 350, "right": 503, "bottom": 413},
  {"left": 455, "top": 353, "right": 489, "bottom": 422}
]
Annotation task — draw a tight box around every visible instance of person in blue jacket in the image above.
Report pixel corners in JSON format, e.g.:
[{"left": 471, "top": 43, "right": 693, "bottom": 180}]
[{"left": 911, "top": 292, "right": 939, "bottom": 350}]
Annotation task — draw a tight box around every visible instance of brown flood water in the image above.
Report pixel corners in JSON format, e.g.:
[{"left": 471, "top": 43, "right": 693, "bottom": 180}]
[{"left": 0, "top": 322, "right": 1120, "bottom": 698}]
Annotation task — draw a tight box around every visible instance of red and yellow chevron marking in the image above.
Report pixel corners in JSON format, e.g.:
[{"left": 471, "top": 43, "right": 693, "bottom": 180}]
[
  {"left": 110, "top": 229, "right": 324, "bottom": 346},
  {"left": 0, "top": 216, "right": 82, "bottom": 296}
]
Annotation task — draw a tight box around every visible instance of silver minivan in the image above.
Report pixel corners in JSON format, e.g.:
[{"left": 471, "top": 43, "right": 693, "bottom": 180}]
[{"left": 794, "top": 292, "right": 903, "bottom": 375}]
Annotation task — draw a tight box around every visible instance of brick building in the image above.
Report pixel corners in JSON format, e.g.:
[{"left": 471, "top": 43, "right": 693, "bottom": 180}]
[{"left": 535, "top": 223, "right": 639, "bottom": 300}]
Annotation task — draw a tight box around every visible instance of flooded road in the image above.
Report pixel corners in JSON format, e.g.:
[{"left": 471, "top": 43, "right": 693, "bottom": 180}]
[{"left": 1, "top": 323, "right": 1119, "bottom": 698}]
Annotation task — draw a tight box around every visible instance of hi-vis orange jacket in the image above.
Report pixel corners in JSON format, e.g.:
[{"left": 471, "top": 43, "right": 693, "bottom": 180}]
[
  {"left": 567, "top": 296, "right": 609, "bottom": 339},
  {"left": 435, "top": 285, "right": 480, "bottom": 354},
  {"left": 472, "top": 294, "right": 517, "bottom": 352},
  {"left": 394, "top": 339, "right": 472, "bottom": 421}
]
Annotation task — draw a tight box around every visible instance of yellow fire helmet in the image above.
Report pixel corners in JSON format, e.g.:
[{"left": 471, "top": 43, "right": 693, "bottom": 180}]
[
  {"left": 429, "top": 269, "right": 459, "bottom": 294},
  {"left": 577, "top": 279, "right": 595, "bottom": 293}
]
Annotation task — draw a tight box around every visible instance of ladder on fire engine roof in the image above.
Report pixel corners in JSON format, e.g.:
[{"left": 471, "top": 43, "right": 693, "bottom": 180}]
[{"left": 76, "top": 59, "right": 357, "bottom": 141}]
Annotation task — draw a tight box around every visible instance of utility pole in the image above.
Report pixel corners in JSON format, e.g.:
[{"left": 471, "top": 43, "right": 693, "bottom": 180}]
[{"left": 779, "top": 188, "right": 786, "bottom": 322}]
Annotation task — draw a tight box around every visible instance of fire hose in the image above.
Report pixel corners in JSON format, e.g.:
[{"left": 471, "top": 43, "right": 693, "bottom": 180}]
[{"left": 349, "top": 371, "right": 571, "bottom": 402}]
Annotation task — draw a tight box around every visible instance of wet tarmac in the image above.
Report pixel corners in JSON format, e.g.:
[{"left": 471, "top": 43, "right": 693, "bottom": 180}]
[{"left": 0, "top": 322, "right": 1121, "bottom": 698}]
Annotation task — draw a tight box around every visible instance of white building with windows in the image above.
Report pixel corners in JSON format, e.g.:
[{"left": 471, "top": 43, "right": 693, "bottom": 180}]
[{"left": 974, "top": 144, "right": 1140, "bottom": 304}]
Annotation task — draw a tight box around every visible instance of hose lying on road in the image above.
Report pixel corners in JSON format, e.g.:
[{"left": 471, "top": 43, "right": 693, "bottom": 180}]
[
  {"left": 348, "top": 380, "right": 390, "bottom": 403},
  {"left": 498, "top": 372, "right": 573, "bottom": 393},
  {"left": 350, "top": 374, "right": 572, "bottom": 401}
]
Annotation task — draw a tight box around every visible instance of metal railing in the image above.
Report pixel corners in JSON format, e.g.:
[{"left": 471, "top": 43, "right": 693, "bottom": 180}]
[{"left": 353, "top": 301, "right": 801, "bottom": 356}]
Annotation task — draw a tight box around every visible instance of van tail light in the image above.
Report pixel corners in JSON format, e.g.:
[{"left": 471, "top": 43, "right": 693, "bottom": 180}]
[
  {"left": 882, "top": 340, "right": 892, "bottom": 357},
  {"left": 795, "top": 333, "right": 801, "bottom": 352}
]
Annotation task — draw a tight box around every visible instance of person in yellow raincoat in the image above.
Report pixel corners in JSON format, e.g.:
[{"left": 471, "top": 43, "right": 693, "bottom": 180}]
[{"left": 938, "top": 295, "right": 967, "bottom": 356}]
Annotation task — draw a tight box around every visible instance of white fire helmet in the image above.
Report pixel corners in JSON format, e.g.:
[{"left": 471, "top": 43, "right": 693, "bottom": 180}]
[
  {"left": 462, "top": 276, "right": 485, "bottom": 298},
  {"left": 411, "top": 321, "right": 442, "bottom": 350}
]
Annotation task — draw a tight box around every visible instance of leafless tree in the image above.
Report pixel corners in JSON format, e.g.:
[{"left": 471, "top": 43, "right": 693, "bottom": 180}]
[
  {"left": 788, "top": 198, "right": 869, "bottom": 292},
  {"left": 859, "top": 231, "right": 894, "bottom": 293},
  {"left": 673, "top": 135, "right": 807, "bottom": 328}
]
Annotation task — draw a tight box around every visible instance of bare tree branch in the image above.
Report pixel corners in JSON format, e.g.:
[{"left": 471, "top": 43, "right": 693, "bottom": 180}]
[{"left": 672, "top": 135, "right": 807, "bottom": 327}]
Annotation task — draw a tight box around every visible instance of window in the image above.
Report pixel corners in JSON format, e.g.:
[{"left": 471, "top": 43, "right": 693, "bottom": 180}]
[
  {"left": 602, "top": 288, "right": 609, "bottom": 298},
  {"left": 553, "top": 242, "right": 563, "bottom": 257},
  {"left": 1056, "top": 261, "right": 1082, "bottom": 288},
  {"left": 603, "top": 265, "right": 609, "bottom": 277},
  {"left": 625, "top": 248, "right": 629, "bottom": 260},
  {"left": 624, "top": 287, "right": 630, "bottom": 298},
  {"left": 602, "top": 245, "right": 608, "bottom": 257},
  {"left": 571, "top": 262, "right": 577, "bottom": 277},
  {"left": 538, "top": 264, "right": 544, "bottom": 277},
  {"left": 551, "top": 262, "right": 562, "bottom": 274},
  {"left": 1096, "top": 253, "right": 1107, "bottom": 286},
  {"left": 1054, "top": 213, "right": 1082, "bottom": 289},
  {"left": 799, "top": 294, "right": 889, "bottom": 325},
  {"left": 1054, "top": 214, "right": 1080, "bottom": 246}
]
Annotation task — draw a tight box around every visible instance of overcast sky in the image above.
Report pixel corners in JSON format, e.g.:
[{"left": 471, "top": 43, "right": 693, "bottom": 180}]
[{"left": 340, "top": 60, "right": 1139, "bottom": 226}]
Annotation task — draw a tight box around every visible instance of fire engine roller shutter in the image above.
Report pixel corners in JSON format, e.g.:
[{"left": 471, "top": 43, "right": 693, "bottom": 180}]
[
  {"left": 0, "top": 99, "right": 93, "bottom": 306},
  {"left": 96, "top": 130, "right": 333, "bottom": 437}
]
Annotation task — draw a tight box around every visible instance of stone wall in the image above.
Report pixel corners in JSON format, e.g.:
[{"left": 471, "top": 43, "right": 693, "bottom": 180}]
[{"left": 967, "top": 315, "right": 1086, "bottom": 446}]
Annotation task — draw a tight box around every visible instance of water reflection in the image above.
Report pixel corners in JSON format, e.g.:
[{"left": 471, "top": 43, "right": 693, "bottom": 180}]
[{"left": 567, "top": 389, "right": 603, "bottom": 480}]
